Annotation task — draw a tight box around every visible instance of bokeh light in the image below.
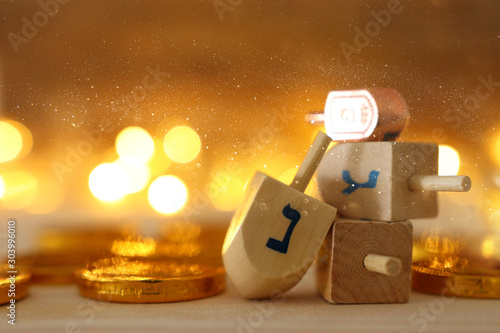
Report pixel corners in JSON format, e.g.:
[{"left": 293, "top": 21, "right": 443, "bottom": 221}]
[
  {"left": 0, "top": 171, "right": 38, "bottom": 210},
  {"left": 148, "top": 139, "right": 173, "bottom": 175},
  {"left": 438, "top": 145, "right": 460, "bottom": 176},
  {"left": 0, "top": 120, "right": 33, "bottom": 163},
  {"left": 89, "top": 163, "right": 129, "bottom": 202},
  {"left": 115, "top": 157, "right": 151, "bottom": 194},
  {"left": 163, "top": 126, "right": 201, "bottom": 163},
  {"left": 492, "top": 132, "right": 500, "bottom": 166},
  {"left": 148, "top": 175, "right": 188, "bottom": 214},
  {"left": 0, "top": 175, "right": 4, "bottom": 199},
  {"left": 26, "top": 175, "right": 65, "bottom": 215},
  {"left": 208, "top": 171, "right": 246, "bottom": 211},
  {"left": 489, "top": 209, "right": 500, "bottom": 231},
  {"left": 116, "top": 126, "right": 155, "bottom": 162},
  {"left": 0, "top": 121, "right": 23, "bottom": 163}
]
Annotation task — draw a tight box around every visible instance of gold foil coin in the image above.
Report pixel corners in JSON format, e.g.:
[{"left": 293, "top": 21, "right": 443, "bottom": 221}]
[
  {"left": 412, "top": 260, "right": 500, "bottom": 299},
  {"left": 75, "top": 257, "right": 225, "bottom": 303},
  {"left": 0, "top": 264, "right": 31, "bottom": 305},
  {"left": 32, "top": 228, "right": 120, "bottom": 284}
]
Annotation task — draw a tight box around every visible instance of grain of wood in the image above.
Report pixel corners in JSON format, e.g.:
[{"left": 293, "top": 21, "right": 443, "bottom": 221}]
[{"left": 316, "top": 218, "right": 412, "bottom": 304}]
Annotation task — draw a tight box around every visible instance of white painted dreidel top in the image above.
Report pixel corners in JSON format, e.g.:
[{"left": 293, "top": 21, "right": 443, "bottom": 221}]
[
  {"left": 223, "top": 131, "right": 337, "bottom": 299},
  {"left": 305, "top": 88, "right": 409, "bottom": 141},
  {"left": 316, "top": 142, "right": 471, "bottom": 222}
]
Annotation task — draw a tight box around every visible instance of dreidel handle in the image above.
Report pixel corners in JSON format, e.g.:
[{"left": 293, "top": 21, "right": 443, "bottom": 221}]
[
  {"left": 409, "top": 175, "right": 471, "bottom": 192},
  {"left": 290, "top": 131, "right": 331, "bottom": 192},
  {"left": 363, "top": 253, "right": 402, "bottom": 276}
]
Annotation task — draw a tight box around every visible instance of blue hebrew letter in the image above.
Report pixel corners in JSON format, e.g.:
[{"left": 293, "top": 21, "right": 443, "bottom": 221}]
[
  {"left": 266, "top": 204, "right": 301, "bottom": 254},
  {"left": 342, "top": 170, "right": 380, "bottom": 195}
]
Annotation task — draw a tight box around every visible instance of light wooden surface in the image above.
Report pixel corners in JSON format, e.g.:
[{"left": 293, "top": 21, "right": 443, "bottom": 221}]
[
  {"left": 317, "top": 142, "right": 448, "bottom": 221},
  {"left": 317, "top": 219, "right": 413, "bottom": 304},
  {"left": 223, "top": 132, "right": 336, "bottom": 299},
  {"left": 2, "top": 269, "right": 499, "bottom": 333}
]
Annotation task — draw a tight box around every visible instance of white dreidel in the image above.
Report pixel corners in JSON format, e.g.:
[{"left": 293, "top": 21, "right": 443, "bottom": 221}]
[
  {"left": 223, "top": 131, "right": 337, "bottom": 299},
  {"left": 316, "top": 141, "right": 471, "bottom": 222},
  {"left": 306, "top": 88, "right": 409, "bottom": 141}
]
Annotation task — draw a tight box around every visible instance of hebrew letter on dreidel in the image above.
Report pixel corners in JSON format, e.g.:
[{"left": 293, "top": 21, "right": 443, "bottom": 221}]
[
  {"left": 342, "top": 170, "right": 380, "bottom": 195},
  {"left": 223, "top": 131, "right": 337, "bottom": 299},
  {"left": 266, "top": 204, "right": 301, "bottom": 254},
  {"left": 317, "top": 142, "right": 471, "bottom": 221}
]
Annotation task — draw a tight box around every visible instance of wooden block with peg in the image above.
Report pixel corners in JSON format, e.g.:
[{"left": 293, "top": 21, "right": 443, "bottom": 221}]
[
  {"left": 223, "top": 131, "right": 337, "bottom": 299},
  {"left": 316, "top": 218, "right": 412, "bottom": 304},
  {"left": 316, "top": 142, "right": 472, "bottom": 222}
]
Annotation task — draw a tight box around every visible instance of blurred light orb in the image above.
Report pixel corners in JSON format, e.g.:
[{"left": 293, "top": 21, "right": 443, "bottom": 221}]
[
  {"left": 438, "top": 145, "right": 460, "bottom": 176},
  {"left": 0, "top": 171, "right": 38, "bottom": 210},
  {"left": 148, "top": 175, "right": 188, "bottom": 214},
  {"left": 163, "top": 126, "right": 201, "bottom": 163},
  {"left": 0, "top": 121, "right": 23, "bottom": 163},
  {"left": 115, "top": 157, "right": 151, "bottom": 194},
  {"left": 89, "top": 163, "right": 129, "bottom": 202},
  {"left": 26, "top": 175, "right": 65, "bottom": 215},
  {"left": 489, "top": 210, "right": 500, "bottom": 230},
  {"left": 116, "top": 126, "right": 155, "bottom": 162},
  {"left": 0, "top": 175, "right": 4, "bottom": 198},
  {"left": 209, "top": 172, "right": 246, "bottom": 211},
  {"left": 148, "top": 139, "right": 173, "bottom": 175},
  {"left": 492, "top": 132, "right": 500, "bottom": 166}
]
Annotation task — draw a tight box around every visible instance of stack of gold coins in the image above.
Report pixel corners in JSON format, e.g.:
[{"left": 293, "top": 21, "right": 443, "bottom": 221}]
[
  {"left": 108, "top": 221, "right": 225, "bottom": 265},
  {"left": 32, "top": 228, "right": 121, "bottom": 284},
  {"left": 76, "top": 221, "right": 227, "bottom": 303},
  {"left": 76, "top": 257, "right": 225, "bottom": 303},
  {"left": 412, "top": 233, "right": 500, "bottom": 298}
]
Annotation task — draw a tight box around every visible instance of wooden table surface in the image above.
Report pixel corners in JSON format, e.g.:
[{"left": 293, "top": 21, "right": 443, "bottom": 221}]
[{"left": 2, "top": 269, "right": 499, "bottom": 333}]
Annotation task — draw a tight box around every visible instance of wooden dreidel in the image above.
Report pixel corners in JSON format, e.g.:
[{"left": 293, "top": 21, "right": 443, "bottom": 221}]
[
  {"left": 316, "top": 142, "right": 471, "bottom": 221},
  {"left": 223, "top": 132, "right": 337, "bottom": 299},
  {"left": 305, "top": 88, "right": 409, "bottom": 141},
  {"left": 316, "top": 218, "right": 413, "bottom": 304}
]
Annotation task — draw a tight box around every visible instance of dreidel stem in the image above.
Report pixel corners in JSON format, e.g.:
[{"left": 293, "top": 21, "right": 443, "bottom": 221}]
[
  {"left": 290, "top": 131, "right": 331, "bottom": 192},
  {"left": 409, "top": 175, "right": 471, "bottom": 192},
  {"left": 363, "top": 253, "right": 402, "bottom": 276}
]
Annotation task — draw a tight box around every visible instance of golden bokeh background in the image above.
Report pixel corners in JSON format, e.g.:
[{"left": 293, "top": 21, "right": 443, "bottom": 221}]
[{"left": 0, "top": 1, "right": 499, "bottom": 241}]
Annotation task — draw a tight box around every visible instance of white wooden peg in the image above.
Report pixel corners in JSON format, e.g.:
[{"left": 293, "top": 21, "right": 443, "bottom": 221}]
[
  {"left": 363, "top": 253, "right": 402, "bottom": 277},
  {"left": 409, "top": 175, "right": 471, "bottom": 192},
  {"left": 291, "top": 132, "right": 331, "bottom": 192}
]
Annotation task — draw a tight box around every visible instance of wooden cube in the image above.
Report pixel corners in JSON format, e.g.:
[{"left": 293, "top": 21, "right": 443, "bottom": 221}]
[
  {"left": 317, "top": 142, "right": 438, "bottom": 221},
  {"left": 223, "top": 171, "right": 336, "bottom": 299},
  {"left": 316, "top": 218, "right": 412, "bottom": 304}
]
